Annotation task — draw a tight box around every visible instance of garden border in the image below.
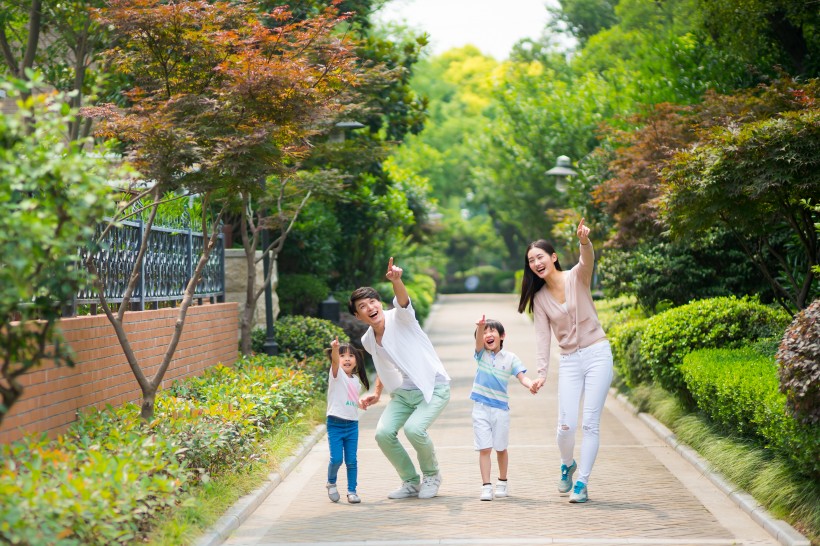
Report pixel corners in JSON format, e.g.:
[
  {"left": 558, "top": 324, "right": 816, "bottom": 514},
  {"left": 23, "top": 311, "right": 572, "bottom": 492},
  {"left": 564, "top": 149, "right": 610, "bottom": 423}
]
[
  {"left": 612, "top": 390, "right": 810, "bottom": 546},
  {"left": 193, "top": 424, "right": 326, "bottom": 546}
]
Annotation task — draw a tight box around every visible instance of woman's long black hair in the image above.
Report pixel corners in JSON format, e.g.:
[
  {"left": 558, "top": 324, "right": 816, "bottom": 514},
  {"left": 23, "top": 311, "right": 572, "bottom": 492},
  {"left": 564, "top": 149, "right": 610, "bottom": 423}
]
[{"left": 517, "top": 239, "right": 562, "bottom": 314}]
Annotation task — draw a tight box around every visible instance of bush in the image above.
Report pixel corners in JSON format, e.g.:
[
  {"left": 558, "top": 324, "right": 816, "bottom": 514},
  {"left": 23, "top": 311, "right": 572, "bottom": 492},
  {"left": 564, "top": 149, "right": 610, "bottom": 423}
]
[
  {"left": 0, "top": 408, "right": 191, "bottom": 545},
  {"left": 609, "top": 318, "right": 651, "bottom": 388},
  {"left": 640, "top": 296, "right": 790, "bottom": 397},
  {"left": 275, "top": 315, "right": 347, "bottom": 361},
  {"left": 0, "top": 353, "right": 320, "bottom": 545},
  {"left": 682, "top": 348, "right": 819, "bottom": 479},
  {"left": 277, "top": 273, "right": 329, "bottom": 316},
  {"left": 777, "top": 299, "right": 820, "bottom": 426},
  {"left": 251, "top": 326, "right": 267, "bottom": 353}
]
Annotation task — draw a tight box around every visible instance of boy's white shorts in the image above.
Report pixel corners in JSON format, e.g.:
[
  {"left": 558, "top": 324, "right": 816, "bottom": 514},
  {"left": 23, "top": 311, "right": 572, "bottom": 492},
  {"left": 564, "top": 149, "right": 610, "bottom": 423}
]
[{"left": 472, "top": 401, "right": 510, "bottom": 451}]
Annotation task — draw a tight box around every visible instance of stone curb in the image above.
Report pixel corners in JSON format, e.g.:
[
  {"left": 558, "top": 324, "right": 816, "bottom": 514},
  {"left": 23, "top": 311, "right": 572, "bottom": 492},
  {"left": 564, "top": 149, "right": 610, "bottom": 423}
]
[
  {"left": 193, "top": 424, "right": 327, "bottom": 546},
  {"left": 612, "top": 390, "right": 810, "bottom": 546}
]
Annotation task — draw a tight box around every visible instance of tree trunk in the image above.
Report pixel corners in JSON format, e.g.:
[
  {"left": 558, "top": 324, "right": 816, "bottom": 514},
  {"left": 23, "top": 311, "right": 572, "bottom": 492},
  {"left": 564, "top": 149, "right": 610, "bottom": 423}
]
[
  {"left": 239, "top": 304, "right": 254, "bottom": 355},
  {"left": 140, "top": 388, "right": 156, "bottom": 421}
]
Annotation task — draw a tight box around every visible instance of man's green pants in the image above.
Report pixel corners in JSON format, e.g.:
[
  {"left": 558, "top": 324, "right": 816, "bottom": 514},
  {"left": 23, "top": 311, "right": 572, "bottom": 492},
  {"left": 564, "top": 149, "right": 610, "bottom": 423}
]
[{"left": 375, "top": 384, "right": 450, "bottom": 484}]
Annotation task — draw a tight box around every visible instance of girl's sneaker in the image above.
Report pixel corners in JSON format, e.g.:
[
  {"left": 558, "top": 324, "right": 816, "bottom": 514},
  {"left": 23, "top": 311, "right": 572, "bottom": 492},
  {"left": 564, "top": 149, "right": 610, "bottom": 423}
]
[
  {"left": 480, "top": 484, "right": 494, "bottom": 501},
  {"left": 326, "top": 482, "right": 340, "bottom": 503},
  {"left": 569, "top": 481, "right": 588, "bottom": 503},
  {"left": 558, "top": 460, "right": 577, "bottom": 493},
  {"left": 347, "top": 492, "right": 361, "bottom": 504},
  {"left": 495, "top": 480, "right": 508, "bottom": 498}
]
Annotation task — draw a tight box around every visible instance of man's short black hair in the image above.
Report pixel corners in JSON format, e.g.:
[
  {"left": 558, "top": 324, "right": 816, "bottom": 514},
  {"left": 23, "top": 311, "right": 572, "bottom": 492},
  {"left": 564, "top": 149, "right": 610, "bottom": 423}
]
[{"left": 348, "top": 286, "right": 381, "bottom": 314}]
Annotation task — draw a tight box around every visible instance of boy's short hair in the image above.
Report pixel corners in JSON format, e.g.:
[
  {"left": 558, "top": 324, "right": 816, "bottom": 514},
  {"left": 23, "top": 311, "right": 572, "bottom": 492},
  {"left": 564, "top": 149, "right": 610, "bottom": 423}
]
[
  {"left": 477, "top": 318, "right": 506, "bottom": 349},
  {"left": 348, "top": 286, "right": 381, "bottom": 314}
]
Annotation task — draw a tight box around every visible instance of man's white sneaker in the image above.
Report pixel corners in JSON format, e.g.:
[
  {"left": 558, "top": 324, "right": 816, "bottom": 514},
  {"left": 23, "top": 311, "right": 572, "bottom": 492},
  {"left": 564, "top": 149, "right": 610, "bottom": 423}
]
[
  {"left": 480, "top": 484, "right": 494, "bottom": 501},
  {"left": 418, "top": 473, "right": 442, "bottom": 499},
  {"left": 495, "top": 480, "right": 508, "bottom": 498},
  {"left": 387, "top": 480, "right": 420, "bottom": 499}
]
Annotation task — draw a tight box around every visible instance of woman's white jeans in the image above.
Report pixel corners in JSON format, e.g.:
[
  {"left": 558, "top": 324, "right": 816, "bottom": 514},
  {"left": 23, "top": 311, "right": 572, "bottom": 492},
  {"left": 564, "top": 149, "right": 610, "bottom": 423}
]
[{"left": 556, "top": 340, "right": 613, "bottom": 485}]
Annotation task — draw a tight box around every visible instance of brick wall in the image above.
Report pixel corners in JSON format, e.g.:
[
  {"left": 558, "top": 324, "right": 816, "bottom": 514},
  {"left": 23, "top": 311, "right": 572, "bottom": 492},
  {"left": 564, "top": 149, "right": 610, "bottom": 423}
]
[{"left": 0, "top": 303, "right": 238, "bottom": 444}]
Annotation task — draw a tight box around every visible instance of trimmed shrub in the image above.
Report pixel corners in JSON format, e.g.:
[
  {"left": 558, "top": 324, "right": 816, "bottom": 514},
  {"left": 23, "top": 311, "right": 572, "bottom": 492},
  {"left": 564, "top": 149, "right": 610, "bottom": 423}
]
[
  {"left": 277, "top": 273, "right": 329, "bottom": 316},
  {"left": 682, "top": 348, "right": 819, "bottom": 479},
  {"left": 275, "top": 315, "right": 347, "bottom": 361},
  {"left": 640, "top": 296, "right": 789, "bottom": 397},
  {"left": 609, "top": 317, "right": 650, "bottom": 388},
  {"left": 776, "top": 299, "right": 820, "bottom": 426}
]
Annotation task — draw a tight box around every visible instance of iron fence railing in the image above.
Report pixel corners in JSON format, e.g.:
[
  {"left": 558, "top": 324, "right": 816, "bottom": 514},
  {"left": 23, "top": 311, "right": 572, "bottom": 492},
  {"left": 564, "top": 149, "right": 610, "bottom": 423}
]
[{"left": 68, "top": 218, "right": 225, "bottom": 316}]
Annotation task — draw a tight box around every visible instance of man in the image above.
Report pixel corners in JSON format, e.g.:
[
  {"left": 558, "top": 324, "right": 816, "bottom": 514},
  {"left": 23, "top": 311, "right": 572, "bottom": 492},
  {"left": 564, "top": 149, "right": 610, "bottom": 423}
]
[{"left": 351, "top": 257, "right": 450, "bottom": 499}]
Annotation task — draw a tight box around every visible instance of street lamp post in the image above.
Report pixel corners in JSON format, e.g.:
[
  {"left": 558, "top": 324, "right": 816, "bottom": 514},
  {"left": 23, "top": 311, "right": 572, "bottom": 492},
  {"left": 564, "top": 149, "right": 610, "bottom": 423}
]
[
  {"left": 329, "top": 121, "right": 366, "bottom": 143},
  {"left": 545, "top": 155, "right": 578, "bottom": 193}
]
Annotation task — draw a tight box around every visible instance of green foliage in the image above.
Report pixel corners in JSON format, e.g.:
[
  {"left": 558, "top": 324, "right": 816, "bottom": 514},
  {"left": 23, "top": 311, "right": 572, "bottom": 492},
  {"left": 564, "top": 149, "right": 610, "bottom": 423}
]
[
  {"left": 681, "top": 348, "right": 819, "bottom": 479},
  {"left": 776, "top": 299, "right": 820, "bottom": 426},
  {"left": 444, "top": 265, "right": 515, "bottom": 294},
  {"left": 275, "top": 315, "right": 347, "bottom": 361},
  {"left": 640, "top": 296, "right": 790, "bottom": 396},
  {"left": 277, "top": 274, "right": 330, "bottom": 317},
  {"left": 0, "top": 74, "right": 117, "bottom": 422},
  {"left": 0, "top": 410, "right": 191, "bottom": 545},
  {"left": 276, "top": 201, "right": 341, "bottom": 277},
  {"left": 599, "top": 230, "right": 775, "bottom": 312},
  {"left": 661, "top": 95, "right": 820, "bottom": 311},
  {"left": 0, "top": 353, "right": 317, "bottom": 544},
  {"left": 609, "top": 318, "right": 651, "bottom": 388}
]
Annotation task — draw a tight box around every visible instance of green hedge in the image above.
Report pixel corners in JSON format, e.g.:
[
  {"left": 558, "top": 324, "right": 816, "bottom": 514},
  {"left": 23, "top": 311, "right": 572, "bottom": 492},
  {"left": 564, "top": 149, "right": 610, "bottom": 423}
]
[
  {"left": 277, "top": 273, "right": 329, "bottom": 316},
  {"left": 274, "top": 315, "right": 347, "bottom": 360},
  {"left": 0, "top": 355, "right": 320, "bottom": 544},
  {"left": 640, "top": 296, "right": 789, "bottom": 397},
  {"left": 609, "top": 317, "right": 651, "bottom": 388},
  {"left": 681, "top": 348, "right": 819, "bottom": 480}
]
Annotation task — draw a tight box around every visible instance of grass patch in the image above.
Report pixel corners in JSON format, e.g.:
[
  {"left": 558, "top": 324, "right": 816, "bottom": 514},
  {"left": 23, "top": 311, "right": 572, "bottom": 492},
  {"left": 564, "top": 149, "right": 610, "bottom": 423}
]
[
  {"left": 633, "top": 385, "right": 819, "bottom": 544},
  {"left": 138, "top": 399, "right": 326, "bottom": 546}
]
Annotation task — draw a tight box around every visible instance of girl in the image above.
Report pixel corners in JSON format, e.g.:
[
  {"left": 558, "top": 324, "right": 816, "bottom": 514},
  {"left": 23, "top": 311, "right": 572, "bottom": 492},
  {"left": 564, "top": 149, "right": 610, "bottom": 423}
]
[
  {"left": 518, "top": 218, "right": 613, "bottom": 504},
  {"left": 325, "top": 336, "right": 370, "bottom": 504}
]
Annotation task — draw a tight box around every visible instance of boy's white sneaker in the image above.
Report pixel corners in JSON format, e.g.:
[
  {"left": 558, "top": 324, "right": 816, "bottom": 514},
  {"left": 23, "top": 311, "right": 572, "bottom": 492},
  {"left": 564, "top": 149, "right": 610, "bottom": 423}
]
[
  {"left": 480, "top": 484, "right": 494, "bottom": 501},
  {"left": 495, "top": 480, "right": 508, "bottom": 498},
  {"left": 418, "top": 473, "right": 442, "bottom": 499},
  {"left": 387, "top": 480, "right": 420, "bottom": 499}
]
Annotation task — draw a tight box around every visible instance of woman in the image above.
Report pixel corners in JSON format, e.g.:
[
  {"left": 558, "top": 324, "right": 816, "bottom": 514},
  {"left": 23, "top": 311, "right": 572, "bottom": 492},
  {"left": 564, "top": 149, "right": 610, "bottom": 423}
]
[{"left": 518, "top": 218, "right": 613, "bottom": 504}]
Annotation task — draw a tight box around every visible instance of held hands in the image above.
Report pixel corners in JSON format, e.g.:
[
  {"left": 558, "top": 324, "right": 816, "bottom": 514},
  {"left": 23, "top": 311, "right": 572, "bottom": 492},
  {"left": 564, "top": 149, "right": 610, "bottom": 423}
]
[
  {"left": 577, "top": 217, "right": 590, "bottom": 245},
  {"left": 385, "top": 257, "right": 403, "bottom": 283},
  {"left": 359, "top": 392, "right": 380, "bottom": 409},
  {"left": 530, "top": 376, "right": 546, "bottom": 394}
]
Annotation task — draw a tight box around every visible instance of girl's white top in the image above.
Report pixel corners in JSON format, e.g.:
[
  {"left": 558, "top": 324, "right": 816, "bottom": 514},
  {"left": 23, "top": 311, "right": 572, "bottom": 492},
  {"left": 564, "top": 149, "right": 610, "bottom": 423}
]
[{"left": 326, "top": 368, "right": 361, "bottom": 421}]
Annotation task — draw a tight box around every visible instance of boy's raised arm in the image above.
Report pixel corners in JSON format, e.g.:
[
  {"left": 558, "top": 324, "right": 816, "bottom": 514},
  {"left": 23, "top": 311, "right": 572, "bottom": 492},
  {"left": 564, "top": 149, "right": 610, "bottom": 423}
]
[{"left": 475, "top": 315, "right": 486, "bottom": 353}]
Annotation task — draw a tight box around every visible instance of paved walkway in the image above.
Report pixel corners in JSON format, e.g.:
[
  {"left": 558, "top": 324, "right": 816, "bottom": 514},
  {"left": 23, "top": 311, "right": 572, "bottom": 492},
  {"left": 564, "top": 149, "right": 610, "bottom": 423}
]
[{"left": 221, "top": 294, "right": 791, "bottom": 546}]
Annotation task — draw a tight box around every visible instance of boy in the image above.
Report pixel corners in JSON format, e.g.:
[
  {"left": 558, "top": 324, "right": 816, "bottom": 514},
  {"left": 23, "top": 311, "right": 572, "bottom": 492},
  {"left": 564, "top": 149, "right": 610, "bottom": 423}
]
[
  {"left": 353, "top": 257, "right": 451, "bottom": 500},
  {"left": 472, "top": 314, "right": 533, "bottom": 501}
]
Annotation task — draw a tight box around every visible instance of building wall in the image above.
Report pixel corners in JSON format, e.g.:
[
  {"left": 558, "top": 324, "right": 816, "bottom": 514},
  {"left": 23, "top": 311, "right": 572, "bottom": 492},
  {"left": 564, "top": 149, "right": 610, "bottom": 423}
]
[{"left": 0, "top": 303, "right": 239, "bottom": 445}]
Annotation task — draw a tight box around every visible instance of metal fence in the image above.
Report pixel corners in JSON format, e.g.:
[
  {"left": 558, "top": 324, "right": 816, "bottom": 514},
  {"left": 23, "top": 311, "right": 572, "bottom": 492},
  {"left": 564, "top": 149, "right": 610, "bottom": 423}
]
[{"left": 69, "top": 218, "right": 225, "bottom": 315}]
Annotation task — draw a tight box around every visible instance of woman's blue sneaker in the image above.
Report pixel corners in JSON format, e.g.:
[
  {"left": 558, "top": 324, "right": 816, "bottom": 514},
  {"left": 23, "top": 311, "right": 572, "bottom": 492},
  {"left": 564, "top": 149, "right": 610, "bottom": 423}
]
[
  {"left": 558, "top": 460, "right": 577, "bottom": 493},
  {"left": 569, "top": 481, "right": 588, "bottom": 503}
]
